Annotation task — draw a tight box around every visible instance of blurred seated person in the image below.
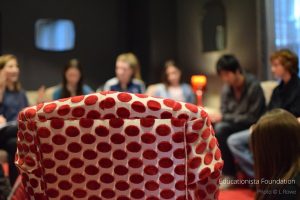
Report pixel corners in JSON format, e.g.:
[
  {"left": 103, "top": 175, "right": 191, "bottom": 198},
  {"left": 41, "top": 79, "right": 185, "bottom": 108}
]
[
  {"left": 53, "top": 59, "right": 93, "bottom": 100},
  {"left": 251, "top": 109, "right": 300, "bottom": 200},
  {"left": 146, "top": 60, "right": 195, "bottom": 103},
  {"left": 0, "top": 54, "right": 28, "bottom": 187},
  {"left": 213, "top": 55, "right": 266, "bottom": 182},
  {"left": 101, "top": 52, "right": 145, "bottom": 93},
  {"left": 228, "top": 49, "right": 300, "bottom": 179}
]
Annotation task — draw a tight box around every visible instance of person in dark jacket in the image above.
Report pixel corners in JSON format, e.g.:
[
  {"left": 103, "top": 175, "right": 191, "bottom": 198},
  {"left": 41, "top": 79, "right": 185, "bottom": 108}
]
[
  {"left": 213, "top": 55, "right": 266, "bottom": 181},
  {"left": 228, "top": 49, "right": 300, "bottom": 181}
]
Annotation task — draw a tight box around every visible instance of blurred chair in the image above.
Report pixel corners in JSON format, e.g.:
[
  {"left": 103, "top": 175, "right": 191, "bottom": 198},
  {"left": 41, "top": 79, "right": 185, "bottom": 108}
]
[
  {"left": 26, "top": 85, "right": 59, "bottom": 106},
  {"left": 16, "top": 91, "right": 223, "bottom": 199},
  {"left": 260, "top": 80, "right": 278, "bottom": 105}
]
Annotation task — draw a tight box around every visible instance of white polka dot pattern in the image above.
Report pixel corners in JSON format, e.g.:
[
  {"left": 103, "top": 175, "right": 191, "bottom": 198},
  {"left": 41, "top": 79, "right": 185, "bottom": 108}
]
[{"left": 16, "top": 91, "right": 223, "bottom": 200}]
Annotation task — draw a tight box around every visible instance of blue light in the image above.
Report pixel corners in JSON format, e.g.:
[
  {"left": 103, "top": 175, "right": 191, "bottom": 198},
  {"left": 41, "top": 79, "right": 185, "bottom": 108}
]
[{"left": 35, "top": 19, "right": 75, "bottom": 51}]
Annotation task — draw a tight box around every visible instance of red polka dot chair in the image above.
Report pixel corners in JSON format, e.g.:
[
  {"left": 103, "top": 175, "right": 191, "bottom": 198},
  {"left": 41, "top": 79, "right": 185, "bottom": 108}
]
[{"left": 16, "top": 91, "right": 223, "bottom": 200}]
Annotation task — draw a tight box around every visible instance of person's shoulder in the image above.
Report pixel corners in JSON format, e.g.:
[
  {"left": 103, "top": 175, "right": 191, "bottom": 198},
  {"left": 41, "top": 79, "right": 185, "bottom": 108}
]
[
  {"left": 103, "top": 77, "right": 118, "bottom": 89},
  {"left": 181, "top": 83, "right": 193, "bottom": 90},
  {"left": 221, "top": 84, "right": 230, "bottom": 94},
  {"left": 105, "top": 77, "right": 118, "bottom": 85},
  {"left": 132, "top": 78, "right": 145, "bottom": 86},
  {"left": 83, "top": 84, "right": 93, "bottom": 93},
  {"left": 245, "top": 73, "right": 260, "bottom": 84},
  {"left": 53, "top": 85, "right": 62, "bottom": 93},
  {"left": 154, "top": 83, "right": 166, "bottom": 91},
  {"left": 52, "top": 86, "right": 62, "bottom": 98},
  {"left": 294, "top": 76, "right": 300, "bottom": 89},
  {"left": 83, "top": 84, "right": 92, "bottom": 90},
  {"left": 18, "top": 89, "right": 27, "bottom": 95}
]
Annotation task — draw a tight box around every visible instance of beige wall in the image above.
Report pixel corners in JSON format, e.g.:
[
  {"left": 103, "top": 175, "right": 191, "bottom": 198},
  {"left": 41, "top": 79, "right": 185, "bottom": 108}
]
[{"left": 176, "top": 0, "right": 261, "bottom": 77}]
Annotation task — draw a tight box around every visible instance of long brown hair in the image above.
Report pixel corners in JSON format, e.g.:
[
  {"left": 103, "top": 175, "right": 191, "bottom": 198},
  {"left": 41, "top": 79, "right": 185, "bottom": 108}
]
[
  {"left": 0, "top": 54, "right": 21, "bottom": 91},
  {"left": 61, "top": 59, "right": 83, "bottom": 98},
  {"left": 251, "top": 109, "right": 300, "bottom": 200},
  {"left": 162, "top": 60, "right": 182, "bottom": 88}
]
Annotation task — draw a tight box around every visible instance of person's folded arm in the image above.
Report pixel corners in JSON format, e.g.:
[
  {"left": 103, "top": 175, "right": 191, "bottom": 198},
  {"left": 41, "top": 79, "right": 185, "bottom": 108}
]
[
  {"left": 233, "top": 84, "right": 266, "bottom": 125},
  {"left": 222, "top": 83, "right": 266, "bottom": 125}
]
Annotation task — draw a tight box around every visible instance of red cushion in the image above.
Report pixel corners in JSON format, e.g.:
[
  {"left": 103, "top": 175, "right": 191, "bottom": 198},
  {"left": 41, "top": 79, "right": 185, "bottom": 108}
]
[{"left": 16, "top": 91, "right": 223, "bottom": 199}]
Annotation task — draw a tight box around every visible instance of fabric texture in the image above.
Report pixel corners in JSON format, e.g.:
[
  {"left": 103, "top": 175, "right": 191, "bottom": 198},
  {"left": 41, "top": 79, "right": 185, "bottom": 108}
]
[{"left": 16, "top": 91, "right": 222, "bottom": 200}]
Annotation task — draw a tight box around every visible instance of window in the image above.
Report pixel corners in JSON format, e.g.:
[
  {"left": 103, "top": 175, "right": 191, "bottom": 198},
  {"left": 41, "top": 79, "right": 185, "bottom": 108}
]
[
  {"left": 274, "top": 0, "right": 300, "bottom": 75},
  {"left": 35, "top": 19, "right": 75, "bottom": 51}
]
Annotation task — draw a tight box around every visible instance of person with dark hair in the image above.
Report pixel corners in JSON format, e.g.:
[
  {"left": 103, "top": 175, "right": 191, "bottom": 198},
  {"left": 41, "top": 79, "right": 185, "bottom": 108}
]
[
  {"left": 53, "top": 59, "right": 93, "bottom": 100},
  {"left": 151, "top": 60, "right": 195, "bottom": 103},
  {"left": 214, "top": 54, "right": 266, "bottom": 185},
  {"left": 227, "top": 49, "right": 300, "bottom": 181},
  {"left": 0, "top": 54, "right": 28, "bottom": 190},
  {"left": 101, "top": 53, "right": 145, "bottom": 93},
  {"left": 251, "top": 109, "right": 300, "bottom": 200}
]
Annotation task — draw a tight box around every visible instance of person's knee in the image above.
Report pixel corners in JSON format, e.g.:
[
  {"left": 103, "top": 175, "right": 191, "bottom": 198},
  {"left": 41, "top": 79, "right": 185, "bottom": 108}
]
[
  {"left": 214, "top": 122, "right": 230, "bottom": 135},
  {"left": 227, "top": 133, "right": 240, "bottom": 148}
]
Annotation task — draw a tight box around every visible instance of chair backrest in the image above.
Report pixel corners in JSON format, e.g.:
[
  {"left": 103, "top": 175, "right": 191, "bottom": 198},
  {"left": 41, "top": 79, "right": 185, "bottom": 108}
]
[
  {"left": 260, "top": 80, "right": 278, "bottom": 106},
  {"left": 16, "top": 91, "right": 223, "bottom": 200}
]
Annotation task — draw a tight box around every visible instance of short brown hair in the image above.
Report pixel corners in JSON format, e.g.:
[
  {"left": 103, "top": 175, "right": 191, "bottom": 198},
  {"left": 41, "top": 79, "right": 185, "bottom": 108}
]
[{"left": 270, "top": 49, "right": 299, "bottom": 76}]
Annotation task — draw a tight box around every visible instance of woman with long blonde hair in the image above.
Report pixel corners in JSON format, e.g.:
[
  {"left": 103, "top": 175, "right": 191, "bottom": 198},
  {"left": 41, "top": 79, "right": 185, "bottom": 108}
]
[{"left": 101, "top": 52, "right": 145, "bottom": 93}]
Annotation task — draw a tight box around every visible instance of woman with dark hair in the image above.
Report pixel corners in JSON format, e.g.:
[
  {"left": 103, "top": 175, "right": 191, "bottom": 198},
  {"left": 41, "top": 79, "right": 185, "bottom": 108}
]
[
  {"left": 53, "top": 59, "right": 93, "bottom": 100},
  {"left": 0, "top": 54, "right": 28, "bottom": 191},
  {"left": 152, "top": 60, "right": 195, "bottom": 103},
  {"left": 251, "top": 109, "right": 300, "bottom": 200}
]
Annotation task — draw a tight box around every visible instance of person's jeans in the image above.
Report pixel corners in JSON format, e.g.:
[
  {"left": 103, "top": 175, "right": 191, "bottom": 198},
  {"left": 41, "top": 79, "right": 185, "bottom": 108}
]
[
  {"left": 214, "top": 122, "right": 247, "bottom": 177},
  {"left": 227, "top": 129, "right": 254, "bottom": 178}
]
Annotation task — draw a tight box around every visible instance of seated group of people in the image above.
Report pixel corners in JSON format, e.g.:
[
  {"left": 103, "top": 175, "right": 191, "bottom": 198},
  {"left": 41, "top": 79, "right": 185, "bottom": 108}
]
[
  {"left": 0, "top": 52, "right": 195, "bottom": 198},
  {"left": 0, "top": 49, "right": 299, "bottom": 199},
  {"left": 212, "top": 50, "right": 300, "bottom": 199},
  {"left": 43, "top": 53, "right": 195, "bottom": 104}
]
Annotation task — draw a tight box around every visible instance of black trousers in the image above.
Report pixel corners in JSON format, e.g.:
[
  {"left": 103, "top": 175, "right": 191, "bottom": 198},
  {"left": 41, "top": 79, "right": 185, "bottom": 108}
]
[
  {"left": 0, "top": 124, "right": 18, "bottom": 186},
  {"left": 214, "top": 121, "right": 248, "bottom": 177}
]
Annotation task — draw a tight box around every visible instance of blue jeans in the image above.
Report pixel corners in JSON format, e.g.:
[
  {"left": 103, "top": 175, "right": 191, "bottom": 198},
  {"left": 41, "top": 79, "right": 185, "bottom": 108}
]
[{"left": 227, "top": 129, "right": 254, "bottom": 178}]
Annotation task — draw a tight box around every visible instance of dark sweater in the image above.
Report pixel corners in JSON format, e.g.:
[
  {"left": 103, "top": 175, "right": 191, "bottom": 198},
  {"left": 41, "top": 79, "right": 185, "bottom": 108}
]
[
  {"left": 268, "top": 75, "right": 300, "bottom": 117},
  {"left": 0, "top": 89, "right": 28, "bottom": 122},
  {"left": 221, "top": 73, "right": 266, "bottom": 127}
]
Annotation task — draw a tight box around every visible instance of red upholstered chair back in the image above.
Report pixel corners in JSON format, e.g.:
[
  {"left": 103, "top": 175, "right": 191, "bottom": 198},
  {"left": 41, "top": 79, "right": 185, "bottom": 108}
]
[{"left": 16, "top": 91, "right": 223, "bottom": 200}]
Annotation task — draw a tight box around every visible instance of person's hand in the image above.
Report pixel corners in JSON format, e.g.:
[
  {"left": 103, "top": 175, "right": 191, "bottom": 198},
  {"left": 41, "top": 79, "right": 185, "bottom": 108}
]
[
  {"left": 37, "top": 85, "right": 46, "bottom": 103},
  {"left": 210, "top": 112, "right": 222, "bottom": 123},
  {"left": 0, "top": 115, "right": 7, "bottom": 125},
  {"left": 297, "top": 117, "right": 300, "bottom": 123}
]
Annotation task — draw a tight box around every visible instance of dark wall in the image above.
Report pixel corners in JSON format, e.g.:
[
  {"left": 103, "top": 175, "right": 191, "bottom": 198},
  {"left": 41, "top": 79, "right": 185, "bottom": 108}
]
[
  {"left": 0, "top": 0, "right": 261, "bottom": 90},
  {"left": 0, "top": 0, "right": 127, "bottom": 90}
]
